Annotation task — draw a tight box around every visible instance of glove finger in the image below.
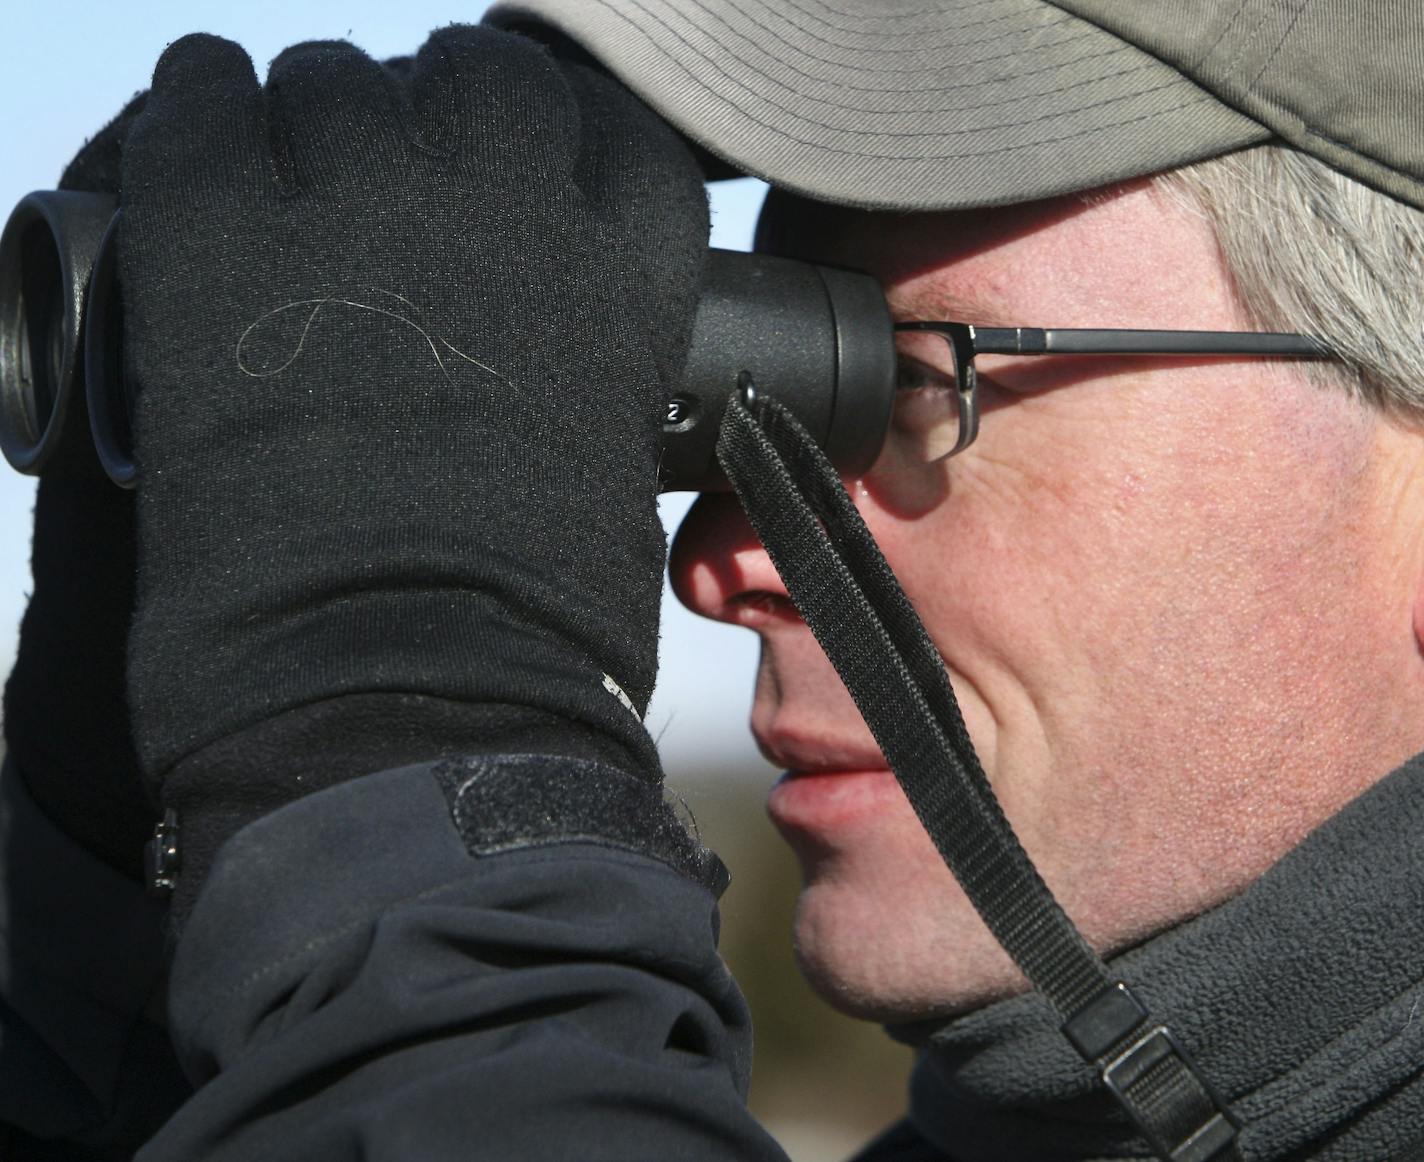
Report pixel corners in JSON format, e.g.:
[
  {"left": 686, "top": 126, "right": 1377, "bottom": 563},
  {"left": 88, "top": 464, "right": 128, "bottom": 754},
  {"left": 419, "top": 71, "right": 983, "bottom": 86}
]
[
  {"left": 265, "top": 40, "right": 418, "bottom": 194},
  {"left": 568, "top": 66, "right": 708, "bottom": 244},
  {"left": 59, "top": 90, "right": 148, "bottom": 195},
  {"left": 565, "top": 65, "right": 709, "bottom": 388},
  {"left": 124, "top": 34, "right": 268, "bottom": 204},
  {"left": 407, "top": 25, "right": 580, "bottom": 181}
]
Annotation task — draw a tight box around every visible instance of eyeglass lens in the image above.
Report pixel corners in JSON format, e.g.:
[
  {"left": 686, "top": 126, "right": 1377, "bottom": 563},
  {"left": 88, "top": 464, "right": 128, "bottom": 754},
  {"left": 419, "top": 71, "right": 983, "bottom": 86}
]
[{"left": 884, "top": 329, "right": 966, "bottom": 468}]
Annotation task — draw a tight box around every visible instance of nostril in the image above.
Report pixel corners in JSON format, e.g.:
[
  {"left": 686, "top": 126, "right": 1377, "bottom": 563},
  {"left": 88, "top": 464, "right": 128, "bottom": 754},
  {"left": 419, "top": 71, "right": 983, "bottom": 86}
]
[
  {"left": 670, "top": 554, "right": 795, "bottom": 627},
  {"left": 725, "top": 588, "right": 800, "bottom": 627},
  {"left": 669, "top": 493, "right": 790, "bottom": 622}
]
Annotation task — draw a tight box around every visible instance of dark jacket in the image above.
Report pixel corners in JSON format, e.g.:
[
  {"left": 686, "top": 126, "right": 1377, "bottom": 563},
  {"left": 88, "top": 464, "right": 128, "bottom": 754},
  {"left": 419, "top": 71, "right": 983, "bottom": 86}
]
[{"left": 6, "top": 752, "right": 1424, "bottom": 1160}]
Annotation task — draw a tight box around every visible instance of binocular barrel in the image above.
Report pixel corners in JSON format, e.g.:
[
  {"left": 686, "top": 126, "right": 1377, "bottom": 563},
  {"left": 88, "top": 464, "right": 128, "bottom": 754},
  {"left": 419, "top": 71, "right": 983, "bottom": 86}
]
[
  {"left": 0, "top": 191, "right": 895, "bottom": 492},
  {"left": 667, "top": 247, "right": 895, "bottom": 491}
]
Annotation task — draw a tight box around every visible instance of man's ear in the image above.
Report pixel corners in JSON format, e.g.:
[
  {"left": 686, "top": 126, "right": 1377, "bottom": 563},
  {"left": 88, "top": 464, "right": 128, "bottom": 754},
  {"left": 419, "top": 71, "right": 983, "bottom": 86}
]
[{"left": 1411, "top": 531, "right": 1424, "bottom": 656}]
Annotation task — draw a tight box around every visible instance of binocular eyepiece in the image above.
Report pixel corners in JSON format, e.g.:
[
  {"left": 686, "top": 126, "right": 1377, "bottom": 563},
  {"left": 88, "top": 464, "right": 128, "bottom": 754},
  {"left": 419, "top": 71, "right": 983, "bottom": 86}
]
[{"left": 0, "top": 191, "right": 896, "bottom": 492}]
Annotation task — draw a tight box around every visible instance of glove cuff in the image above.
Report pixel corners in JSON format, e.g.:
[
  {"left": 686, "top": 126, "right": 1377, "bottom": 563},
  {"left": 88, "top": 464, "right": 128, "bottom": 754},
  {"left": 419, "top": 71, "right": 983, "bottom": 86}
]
[{"left": 160, "top": 691, "right": 661, "bottom": 925}]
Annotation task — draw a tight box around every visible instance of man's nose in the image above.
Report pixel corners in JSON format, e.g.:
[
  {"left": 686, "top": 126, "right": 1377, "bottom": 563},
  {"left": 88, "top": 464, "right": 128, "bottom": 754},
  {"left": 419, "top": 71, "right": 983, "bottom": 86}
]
[{"left": 668, "top": 493, "right": 797, "bottom": 627}]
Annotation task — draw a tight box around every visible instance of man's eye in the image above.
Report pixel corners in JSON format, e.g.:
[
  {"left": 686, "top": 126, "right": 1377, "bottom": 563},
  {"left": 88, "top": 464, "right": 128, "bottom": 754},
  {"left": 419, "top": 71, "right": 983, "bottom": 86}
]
[
  {"left": 895, "top": 358, "right": 952, "bottom": 393},
  {"left": 889, "top": 357, "right": 962, "bottom": 465}
]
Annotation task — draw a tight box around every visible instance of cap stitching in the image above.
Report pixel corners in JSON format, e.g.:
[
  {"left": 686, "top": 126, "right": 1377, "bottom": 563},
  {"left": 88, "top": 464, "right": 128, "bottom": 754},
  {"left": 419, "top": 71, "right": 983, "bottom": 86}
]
[
  {"left": 675, "top": 0, "right": 1154, "bottom": 101},
  {"left": 562, "top": 0, "right": 1238, "bottom": 166},
  {"left": 794, "top": 0, "right": 1035, "bottom": 24},
  {"left": 1217, "top": 0, "right": 1275, "bottom": 84},
  {"left": 694, "top": 40, "right": 1140, "bottom": 98},
  {"left": 704, "top": 55, "right": 1169, "bottom": 117},
  {"left": 791, "top": 93, "right": 1221, "bottom": 162},
  {"left": 1243, "top": 0, "right": 1313, "bottom": 93},
  {"left": 681, "top": 0, "right": 1091, "bottom": 72},
  {"left": 726, "top": 3, "right": 1073, "bottom": 55},
  {"left": 711, "top": 0, "right": 1073, "bottom": 47},
  {"left": 676, "top": 3, "right": 1112, "bottom": 76},
  {"left": 631, "top": 0, "right": 1196, "bottom": 136},
  {"left": 1220, "top": 82, "right": 1404, "bottom": 197},
  {"left": 1193, "top": 0, "right": 1253, "bottom": 71}
]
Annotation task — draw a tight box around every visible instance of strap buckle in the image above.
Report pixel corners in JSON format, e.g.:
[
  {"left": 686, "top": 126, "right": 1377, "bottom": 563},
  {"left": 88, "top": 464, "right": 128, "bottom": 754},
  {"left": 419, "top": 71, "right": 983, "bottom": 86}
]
[
  {"left": 1065, "top": 983, "right": 1239, "bottom": 1162},
  {"left": 1103, "top": 1025, "right": 1239, "bottom": 1162}
]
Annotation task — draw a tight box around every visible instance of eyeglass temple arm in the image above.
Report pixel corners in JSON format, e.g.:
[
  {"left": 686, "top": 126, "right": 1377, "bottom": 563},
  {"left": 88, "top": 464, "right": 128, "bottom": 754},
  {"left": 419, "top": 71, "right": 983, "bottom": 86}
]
[{"left": 967, "top": 326, "right": 1334, "bottom": 358}]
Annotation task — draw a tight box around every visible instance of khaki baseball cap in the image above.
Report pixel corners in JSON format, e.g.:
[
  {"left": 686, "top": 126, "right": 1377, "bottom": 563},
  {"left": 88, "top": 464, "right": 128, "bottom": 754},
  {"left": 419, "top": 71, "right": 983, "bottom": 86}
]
[{"left": 486, "top": 0, "right": 1424, "bottom": 212}]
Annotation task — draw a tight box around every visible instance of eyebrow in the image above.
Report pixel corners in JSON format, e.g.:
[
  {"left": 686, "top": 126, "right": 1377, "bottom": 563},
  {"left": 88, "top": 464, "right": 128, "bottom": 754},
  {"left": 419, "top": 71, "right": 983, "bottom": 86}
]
[{"left": 891, "top": 284, "right": 1017, "bottom": 329}]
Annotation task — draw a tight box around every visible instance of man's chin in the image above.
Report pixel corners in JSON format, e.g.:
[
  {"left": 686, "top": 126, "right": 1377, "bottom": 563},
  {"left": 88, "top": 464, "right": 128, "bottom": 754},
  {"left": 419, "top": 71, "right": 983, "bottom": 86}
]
[{"left": 788, "top": 881, "right": 1031, "bottom": 1025}]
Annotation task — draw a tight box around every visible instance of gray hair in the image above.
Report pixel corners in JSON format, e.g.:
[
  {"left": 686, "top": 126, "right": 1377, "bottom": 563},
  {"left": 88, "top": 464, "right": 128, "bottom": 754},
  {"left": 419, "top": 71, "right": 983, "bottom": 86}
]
[{"left": 1154, "top": 146, "right": 1424, "bottom": 419}]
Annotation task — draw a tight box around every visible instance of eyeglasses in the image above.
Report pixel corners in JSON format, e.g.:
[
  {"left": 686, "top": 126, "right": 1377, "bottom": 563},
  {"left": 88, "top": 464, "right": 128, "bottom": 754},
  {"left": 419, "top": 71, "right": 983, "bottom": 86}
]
[{"left": 889, "top": 322, "right": 1336, "bottom": 464}]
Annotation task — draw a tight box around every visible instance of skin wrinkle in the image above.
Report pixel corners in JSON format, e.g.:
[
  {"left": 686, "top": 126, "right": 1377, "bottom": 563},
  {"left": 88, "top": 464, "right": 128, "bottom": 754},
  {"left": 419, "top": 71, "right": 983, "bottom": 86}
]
[{"left": 671, "top": 175, "right": 1424, "bottom": 1022}]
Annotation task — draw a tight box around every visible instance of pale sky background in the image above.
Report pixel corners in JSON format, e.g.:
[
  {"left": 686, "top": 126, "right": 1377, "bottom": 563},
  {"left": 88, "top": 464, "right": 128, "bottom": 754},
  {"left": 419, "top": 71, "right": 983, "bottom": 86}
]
[{"left": 0, "top": 0, "right": 775, "bottom": 778}]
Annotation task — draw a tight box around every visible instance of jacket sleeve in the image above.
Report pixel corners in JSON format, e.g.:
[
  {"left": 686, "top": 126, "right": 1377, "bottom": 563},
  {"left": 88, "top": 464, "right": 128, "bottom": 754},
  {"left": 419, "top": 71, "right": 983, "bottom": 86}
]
[
  {"left": 0, "top": 756, "right": 190, "bottom": 1153},
  {"left": 137, "top": 757, "right": 791, "bottom": 1162}
]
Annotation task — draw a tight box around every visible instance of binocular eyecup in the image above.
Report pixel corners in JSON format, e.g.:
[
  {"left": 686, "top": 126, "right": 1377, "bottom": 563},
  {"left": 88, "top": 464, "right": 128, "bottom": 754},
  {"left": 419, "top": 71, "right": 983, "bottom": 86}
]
[{"left": 0, "top": 191, "right": 895, "bottom": 493}]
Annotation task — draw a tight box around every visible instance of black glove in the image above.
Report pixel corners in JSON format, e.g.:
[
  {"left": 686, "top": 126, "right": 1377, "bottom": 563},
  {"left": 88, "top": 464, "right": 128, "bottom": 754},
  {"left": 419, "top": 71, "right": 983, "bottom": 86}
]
[
  {"left": 3, "top": 92, "right": 156, "bottom": 880},
  {"left": 118, "top": 27, "right": 709, "bottom": 915}
]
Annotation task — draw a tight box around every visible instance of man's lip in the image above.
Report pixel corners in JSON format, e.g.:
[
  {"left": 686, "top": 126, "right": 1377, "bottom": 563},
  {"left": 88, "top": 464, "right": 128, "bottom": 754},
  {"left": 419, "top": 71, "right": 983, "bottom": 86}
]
[
  {"left": 779, "top": 765, "right": 891, "bottom": 780},
  {"left": 766, "top": 767, "right": 904, "bottom": 840},
  {"left": 752, "top": 726, "right": 885, "bottom": 774}
]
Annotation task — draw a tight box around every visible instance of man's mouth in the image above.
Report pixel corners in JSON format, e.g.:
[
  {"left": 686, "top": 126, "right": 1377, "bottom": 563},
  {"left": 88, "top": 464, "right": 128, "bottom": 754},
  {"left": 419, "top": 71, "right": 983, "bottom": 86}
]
[
  {"left": 766, "top": 767, "right": 905, "bottom": 842},
  {"left": 755, "top": 724, "right": 902, "bottom": 837}
]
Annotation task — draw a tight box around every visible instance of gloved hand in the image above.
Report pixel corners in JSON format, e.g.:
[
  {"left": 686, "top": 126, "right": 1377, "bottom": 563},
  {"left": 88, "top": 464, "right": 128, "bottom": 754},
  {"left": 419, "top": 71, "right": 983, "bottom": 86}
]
[
  {"left": 3, "top": 92, "right": 156, "bottom": 880},
  {"left": 118, "top": 27, "right": 709, "bottom": 915}
]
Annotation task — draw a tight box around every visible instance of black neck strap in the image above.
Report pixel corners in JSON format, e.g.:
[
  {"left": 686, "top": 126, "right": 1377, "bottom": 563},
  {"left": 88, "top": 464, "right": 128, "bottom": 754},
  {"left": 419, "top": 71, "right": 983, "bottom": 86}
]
[{"left": 715, "top": 385, "right": 1241, "bottom": 1162}]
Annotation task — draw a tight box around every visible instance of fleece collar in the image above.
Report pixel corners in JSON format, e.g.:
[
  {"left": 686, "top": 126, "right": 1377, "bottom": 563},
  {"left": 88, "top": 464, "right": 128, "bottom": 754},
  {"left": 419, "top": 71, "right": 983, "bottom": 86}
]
[{"left": 896, "top": 753, "right": 1424, "bottom": 1161}]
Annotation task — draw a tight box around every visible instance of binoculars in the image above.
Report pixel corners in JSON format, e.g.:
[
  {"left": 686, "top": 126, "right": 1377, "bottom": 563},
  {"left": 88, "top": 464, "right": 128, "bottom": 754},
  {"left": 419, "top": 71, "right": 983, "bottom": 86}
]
[{"left": 0, "top": 190, "right": 897, "bottom": 491}]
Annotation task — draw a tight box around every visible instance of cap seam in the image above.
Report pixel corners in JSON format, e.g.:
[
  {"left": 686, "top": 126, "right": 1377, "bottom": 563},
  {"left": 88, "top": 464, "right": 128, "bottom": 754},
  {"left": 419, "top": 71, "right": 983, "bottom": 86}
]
[
  {"left": 1250, "top": 94, "right": 1402, "bottom": 189},
  {"left": 677, "top": 0, "right": 1094, "bottom": 75},
  {"left": 567, "top": 0, "right": 1230, "bottom": 157},
  {"left": 693, "top": 68, "right": 1203, "bottom": 143},
  {"left": 1191, "top": 6, "right": 1401, "bottom": 185},
  {"left": 711, "top": 58, "right": 1174, "bottom": 118},
  {"left": 711, "top": 71, "right": 1218, "bottom": 162},
  {"left": 706, "top": 41, "right": 1141, "bottom": 98},
  {"left": 1242, "top": 0, "right": 1313, "bottom": 94},
  {"left": 488, "top": 0, "right": 1277, "bottom": 206},
  {"left": 1215, "top": 0, "right": 1275, "bottom": 84},
  {"left": 1185, "top": 0, "right": 1252, "bottom": 72},
  {"left": 698, "top": 0, "right": 1076, "bottom": 53},
  {"left": 789, "top": 91, "right": 1224, "bottom": 161},
  {"left": 747, "top": 0, "right": 1073, "bottom": 40},
  {"left": 796, "top": 0, "right": 1029, "bottom": 25},
  {"left": 618, "top": 0, "right": 1205, "bottom": 137}
]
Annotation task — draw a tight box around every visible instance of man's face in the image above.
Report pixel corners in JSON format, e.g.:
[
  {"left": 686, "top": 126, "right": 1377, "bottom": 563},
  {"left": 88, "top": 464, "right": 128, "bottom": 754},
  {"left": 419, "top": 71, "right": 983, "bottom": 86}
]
[{"left": 670, "top": 179, "right": 1424, "bottom": 1022}]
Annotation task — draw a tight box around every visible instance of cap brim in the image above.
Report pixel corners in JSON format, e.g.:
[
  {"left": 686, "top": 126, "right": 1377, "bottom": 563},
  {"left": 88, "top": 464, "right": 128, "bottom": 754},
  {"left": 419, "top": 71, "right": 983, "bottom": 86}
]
[{"left": 488, "top": 0, "right": 1271, "bottom": 210}]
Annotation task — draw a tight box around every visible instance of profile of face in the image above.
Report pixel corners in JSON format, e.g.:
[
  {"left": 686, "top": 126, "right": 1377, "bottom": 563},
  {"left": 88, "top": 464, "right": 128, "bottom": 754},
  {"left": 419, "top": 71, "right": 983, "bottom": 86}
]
[{"left": 669, "top": 179, "right": 1424, "bottom": 1023}]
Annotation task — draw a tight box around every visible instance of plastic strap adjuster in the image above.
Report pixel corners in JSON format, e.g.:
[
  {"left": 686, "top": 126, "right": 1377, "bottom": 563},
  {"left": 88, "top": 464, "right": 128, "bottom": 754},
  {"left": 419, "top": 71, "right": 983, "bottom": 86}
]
[
  {"left": 1103, "top": 1025, "right": 1238, "bottom": 1162},
  {"left": 1064, "top": 984, "right": 1239, "bottom": 1162}
]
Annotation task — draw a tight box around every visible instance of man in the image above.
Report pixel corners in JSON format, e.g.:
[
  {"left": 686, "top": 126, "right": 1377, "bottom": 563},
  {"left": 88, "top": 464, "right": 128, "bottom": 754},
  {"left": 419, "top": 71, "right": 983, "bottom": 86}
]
[
  {"left": 488, "top": 0, "right": 1424, "bottom": 1157},
  {"left": 671, "top": 161, "right": 1424, "bottom": 1158},
  {"left": 3, "top": 5, "right": 1423, "bottom": 1162}
]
